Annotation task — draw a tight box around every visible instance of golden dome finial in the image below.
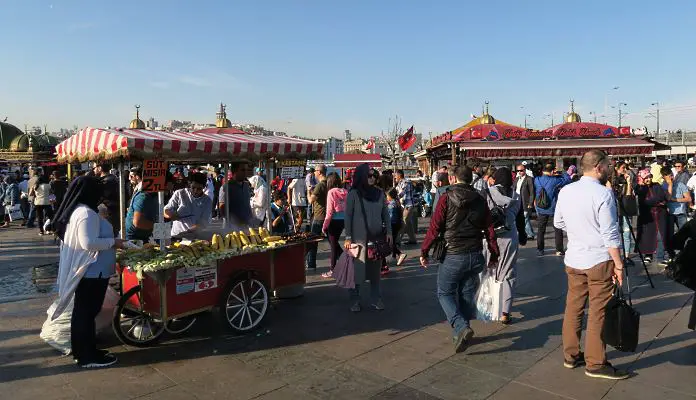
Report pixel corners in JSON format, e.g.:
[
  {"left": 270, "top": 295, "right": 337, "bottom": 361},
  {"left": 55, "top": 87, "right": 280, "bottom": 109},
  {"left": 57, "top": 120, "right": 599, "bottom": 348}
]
[
  {"left": 479, "top": 100, "right": 496, "bottom": 124},
  {"left": 215, "top": 102, "right": 231, "bottom": 128},
  {"left": 565, "top": 99, "right": 582, "bottom": 123},
  {"left": 129, "top": 104, "right": 146, "bottom": 129}
]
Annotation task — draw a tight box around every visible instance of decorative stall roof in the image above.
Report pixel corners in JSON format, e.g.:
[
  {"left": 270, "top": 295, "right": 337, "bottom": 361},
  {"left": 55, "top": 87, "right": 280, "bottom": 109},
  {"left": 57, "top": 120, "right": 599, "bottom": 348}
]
[
  {"left": 333, "top": 153, "right": 382, "bottom": 169},
  {"left": 55, "top": 127, "right": 323, "bottom": 163},
  {"left": 457, "top": 138, "right": 655, "bottom": 159}
]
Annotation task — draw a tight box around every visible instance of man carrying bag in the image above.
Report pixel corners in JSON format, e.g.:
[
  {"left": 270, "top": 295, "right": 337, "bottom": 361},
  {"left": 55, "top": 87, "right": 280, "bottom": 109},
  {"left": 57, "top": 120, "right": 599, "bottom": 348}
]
[{"left": 554, "top": 150, "right": 629, "bottom": 380}]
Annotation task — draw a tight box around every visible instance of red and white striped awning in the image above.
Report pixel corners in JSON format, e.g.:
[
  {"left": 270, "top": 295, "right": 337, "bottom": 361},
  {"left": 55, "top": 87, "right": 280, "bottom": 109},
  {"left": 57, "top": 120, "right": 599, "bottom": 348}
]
[{"left": 55, "top": 127, "right": 323, "bottom": 163}]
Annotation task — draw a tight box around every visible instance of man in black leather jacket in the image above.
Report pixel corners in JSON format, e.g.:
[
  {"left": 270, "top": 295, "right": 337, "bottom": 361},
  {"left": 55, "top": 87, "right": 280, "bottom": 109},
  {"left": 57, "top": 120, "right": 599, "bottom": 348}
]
[{"left": 420, "top": 165, "right": 500, "bottom": 353}]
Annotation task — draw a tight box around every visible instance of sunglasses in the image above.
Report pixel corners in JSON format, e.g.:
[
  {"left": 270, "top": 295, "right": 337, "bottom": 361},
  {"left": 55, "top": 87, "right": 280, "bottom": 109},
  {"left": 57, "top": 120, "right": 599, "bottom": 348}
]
[
  {"left": 516, "top": 169, "right": 525, "bottom": 172},
  {"left": 369, "top": 174, "right": 378, "bottom": 179}
]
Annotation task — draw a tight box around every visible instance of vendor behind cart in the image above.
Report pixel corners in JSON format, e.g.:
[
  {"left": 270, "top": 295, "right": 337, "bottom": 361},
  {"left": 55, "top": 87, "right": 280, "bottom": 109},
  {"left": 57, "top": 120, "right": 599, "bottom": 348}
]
[
  {"left": 126, "top": 166, "right": 158, "bottom": 241},
  {"left": 163, "top": 172, "right": 212, "bottom": 240},
  {"left": 219, "top": 162, "right": 260, "bottom": 232}
]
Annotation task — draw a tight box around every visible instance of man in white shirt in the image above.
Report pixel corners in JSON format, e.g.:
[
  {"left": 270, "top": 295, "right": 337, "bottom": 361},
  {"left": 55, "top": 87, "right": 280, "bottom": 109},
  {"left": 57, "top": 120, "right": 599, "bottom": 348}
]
[
  {"left": 164, "top": 172, "right": 213, "bottom": 239},
  {"left": 287, "top": 176, "right": 307, "bottom": 231},
  {"left": 554, "top": 150, "right": 627, "bottom": 380},
  {"left": 430, "top": 166, "right": 446, "bottom": 207}
]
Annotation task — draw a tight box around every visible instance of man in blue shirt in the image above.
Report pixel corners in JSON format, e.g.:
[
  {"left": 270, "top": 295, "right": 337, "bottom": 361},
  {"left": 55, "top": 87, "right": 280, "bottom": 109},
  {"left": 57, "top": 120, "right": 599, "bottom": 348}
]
[
  {"left": 125, "top": 167, "right": 159, "bottom": 241},
  {"left": 535, "top": 163, "right": 572, "bottom": 256},
  {"left": 661, "top": 167, "right": 692, "bottom": 263}
]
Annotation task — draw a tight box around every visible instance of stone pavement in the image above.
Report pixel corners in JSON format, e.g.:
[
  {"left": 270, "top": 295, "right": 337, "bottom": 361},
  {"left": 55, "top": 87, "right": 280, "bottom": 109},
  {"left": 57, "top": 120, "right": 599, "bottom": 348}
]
[{"left": 1, "top": 221, "right": 695, "bottom": 400}]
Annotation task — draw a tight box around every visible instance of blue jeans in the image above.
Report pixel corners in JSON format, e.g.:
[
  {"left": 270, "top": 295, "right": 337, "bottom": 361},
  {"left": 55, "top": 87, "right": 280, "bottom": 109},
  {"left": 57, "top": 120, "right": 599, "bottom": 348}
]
[
  {"left": 523, "top": 211, "right": 535, "bottom": 239},
  {"left": 621, "top": 216, "right": 634, "bottom": 256},
  {"left": 675, "top": 213, "right": 688, "bottom": 231},
  {"left": 437, "top": 251, "right": 485, "bottom": 337},
  {"left": 305, "top": 221, "right": 323, "bottom": 269},
  {"left": 26, "top": 202, "right": 36, "bottom": 227}
]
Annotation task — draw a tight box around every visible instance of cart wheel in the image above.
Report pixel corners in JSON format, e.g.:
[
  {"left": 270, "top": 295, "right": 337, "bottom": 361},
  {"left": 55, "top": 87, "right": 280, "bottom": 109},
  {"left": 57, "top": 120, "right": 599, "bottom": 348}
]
[
  {"left": 113, "top": 285, "right": 165, "bottom": 347},
  {"left": 221, "top": 277, "right": 268, "bottom": 333}
]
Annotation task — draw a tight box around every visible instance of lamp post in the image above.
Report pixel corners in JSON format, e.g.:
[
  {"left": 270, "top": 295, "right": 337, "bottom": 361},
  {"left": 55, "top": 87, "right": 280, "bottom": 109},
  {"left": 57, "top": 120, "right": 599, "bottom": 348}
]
[
  {"left": 612, "top": 103, "right": 627, "bottom": 127},
  {"left": 605, "top": 86, "right": 619, "bottom": 115},
  {"left": 544, "top": 113, "right": 554, "bottom": 127},
  {"left": 589, "top": 111, "right": 597, "bottom": 123},
  {"left": 650, "top": 102, "right": 660, "bottom": 142},
  {"left": 524, "top": 114, "right": 531, "bottom": 129}
]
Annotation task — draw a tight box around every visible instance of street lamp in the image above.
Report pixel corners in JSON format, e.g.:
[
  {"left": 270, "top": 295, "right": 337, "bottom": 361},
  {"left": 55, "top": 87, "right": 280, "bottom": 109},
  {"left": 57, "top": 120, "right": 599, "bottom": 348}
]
[
  {"left": 605, "top": 86, "right": 619, "bottom": 115},
  {"left": 589, "top": 111, "right": 597, "bottom": 123},
  {"left": 650, "top": 102, "right": 660, "bottom": 141},
  {"left": 523, "top": 114, "right": 531, "bottom": 129},
  {"left": 612, "top": 103, "right": 627, "bottom": 127},
  {"left": 544, "top": 113, "right": 554, "bottom": 127}
]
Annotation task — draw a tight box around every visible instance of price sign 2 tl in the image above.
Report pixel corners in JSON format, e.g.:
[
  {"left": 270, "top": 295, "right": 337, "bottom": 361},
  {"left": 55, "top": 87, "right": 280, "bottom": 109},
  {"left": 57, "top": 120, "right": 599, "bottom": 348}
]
[{"left": 142, "top": 159, "right": 167, "bottom": 192}]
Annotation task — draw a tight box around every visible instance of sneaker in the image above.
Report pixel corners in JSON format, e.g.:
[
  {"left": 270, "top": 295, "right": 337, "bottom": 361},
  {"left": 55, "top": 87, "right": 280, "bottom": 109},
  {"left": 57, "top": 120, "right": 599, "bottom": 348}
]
[
  {"left": 563, "top": 352, "right": 585, "bottom": 369},
  {"left": 500, "top": 313, "right": 511, "bottom": 325},
  {"left": 454, "top": 327, "right": 475, "bottom": 353},
  {"left": 321, "top": 270, "right": 333, "bottom": 279},
  {"left": 380, "top": 267, "right": 390, "bottom": 276},
  {"left": 74, "top": 349, "right": 111, "bottom": 364},
  {"left": 644, "top": 256, "right": 653, "bottom": 263},
  {"left": 350, "top": 302, "right": 361, "bottom": 313},
  {"left": 658, "top": 259, "right": 670, "bottom": 267},
  {"left": 78, "top": 353, "right": 118, "bottom": 369},
  {"left": 537, "top": 250, "right": 544, "bottom": 256},
  {"left": 585, "top": 363, "right": 629, "bottom": 380},
  {"left": 556, "top": 251, "right": 565, "bottom": 256},
  {"left": 371, "top": 299, "right": 385, "bottom": 311},
  {"left": 397, "top": 254, "right": 407, "bottom": 266}
]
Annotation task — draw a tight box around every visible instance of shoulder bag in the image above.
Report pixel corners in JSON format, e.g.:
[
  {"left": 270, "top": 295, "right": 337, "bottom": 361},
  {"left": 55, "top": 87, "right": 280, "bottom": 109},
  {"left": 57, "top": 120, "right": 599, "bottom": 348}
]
[
  {"left": 357, "top": 193, "right": 391, "bottom": 261},
  {"left": 431, "top": 193, "right": 447, "bottom": 262},
  {"left": 485, "top": 188, "right": 510, "bottom": 233}
]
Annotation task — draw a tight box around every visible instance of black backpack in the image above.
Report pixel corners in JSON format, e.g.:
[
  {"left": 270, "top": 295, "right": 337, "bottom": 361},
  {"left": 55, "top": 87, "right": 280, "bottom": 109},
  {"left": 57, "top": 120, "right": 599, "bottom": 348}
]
[
  {"left": 485, "top": 189, "right": 510, "bottom": 233},
  {"left": 535, "top": 184, "right": 551, "bottom": 209}
]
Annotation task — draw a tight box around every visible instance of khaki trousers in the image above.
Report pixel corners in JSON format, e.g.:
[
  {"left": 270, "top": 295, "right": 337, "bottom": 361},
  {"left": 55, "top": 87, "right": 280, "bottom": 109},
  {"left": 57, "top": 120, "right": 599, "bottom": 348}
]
[{"left": 562, "top": 260, "right": 614, "bottom": 370}]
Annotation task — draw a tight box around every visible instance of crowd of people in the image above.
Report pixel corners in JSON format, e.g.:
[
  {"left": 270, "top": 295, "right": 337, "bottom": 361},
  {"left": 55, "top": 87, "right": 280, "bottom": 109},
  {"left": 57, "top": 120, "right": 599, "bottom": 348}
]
[{"left": 9, "top": 153, "right": 694, "bottom": 376}]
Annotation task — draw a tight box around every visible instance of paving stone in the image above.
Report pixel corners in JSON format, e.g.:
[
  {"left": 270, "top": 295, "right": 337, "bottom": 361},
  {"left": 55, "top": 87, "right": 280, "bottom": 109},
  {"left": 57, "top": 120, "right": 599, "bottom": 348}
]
[
  {"left": 605, "top": 379, "right": 696, "bottom": 400},
  {"left": 253, "top": 384, "right": 322, "bottom": 400},
  {"left": 136, "top": 384, "right": 201, "bottom": 400},
  {"left": 0, "top": 375, "right": 78, "bottom": 400},
  {"left": 403, "top": 360, "right": 509, "bottom": 400},
  {"left": 295, "top": 363, "right": 396, "bottom": 400},
  {"left": 513, "top": 347, "right": 616, "bottom": 400},
  {"left": 237, "top": 345, "right": 343, "bottom": 383},
  {"left": 64, "top": 364, "right": 175, "bottom": 400},
  {"left": 486, "top": 381, "right": 573, "bottom": 400},
  {"left": 372, "top": 383, "right": 443, "bottom": 399}
]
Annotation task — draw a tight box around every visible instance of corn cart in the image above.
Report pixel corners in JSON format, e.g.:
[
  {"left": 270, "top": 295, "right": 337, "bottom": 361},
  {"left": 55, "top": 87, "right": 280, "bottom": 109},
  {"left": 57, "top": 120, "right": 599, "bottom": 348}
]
[{"left": 55, "top": 126, "right": 323, "bottom": 346}]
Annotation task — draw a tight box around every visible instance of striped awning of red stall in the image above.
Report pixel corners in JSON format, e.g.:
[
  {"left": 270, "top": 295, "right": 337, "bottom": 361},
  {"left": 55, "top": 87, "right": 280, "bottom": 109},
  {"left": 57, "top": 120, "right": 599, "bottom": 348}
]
[{"left": 55, "top": 127, "right": 323, "bottom": 163}]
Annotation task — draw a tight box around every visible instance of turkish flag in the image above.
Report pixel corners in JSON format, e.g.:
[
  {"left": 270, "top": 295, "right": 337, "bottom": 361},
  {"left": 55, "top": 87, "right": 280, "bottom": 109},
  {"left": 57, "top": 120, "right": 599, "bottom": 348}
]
[
  {"left": 619, "top": 126, "right": 631, "bottom": 136},
  {"left": 398, "top": 126, "right": 416, "bottom": 151}
]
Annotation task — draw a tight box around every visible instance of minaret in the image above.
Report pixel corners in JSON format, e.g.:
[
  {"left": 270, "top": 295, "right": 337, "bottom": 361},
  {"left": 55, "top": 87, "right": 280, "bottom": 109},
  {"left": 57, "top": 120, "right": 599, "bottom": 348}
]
[
  {"left": 565, "top": 99, "right": 581, "bottom": 123},
  {"left": 215, "top": 103, "right": 231, "bottom": 128},
  {"left": 129, "top": 105, "right": 146, "bottom": 129}
]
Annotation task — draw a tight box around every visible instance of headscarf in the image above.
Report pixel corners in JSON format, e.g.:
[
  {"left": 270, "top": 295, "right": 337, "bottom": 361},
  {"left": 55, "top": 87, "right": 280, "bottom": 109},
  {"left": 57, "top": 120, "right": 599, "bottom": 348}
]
[
  {"left": 492, "top": 167, "right": 513, "bottom": 197},
  {"left": 351, "top": 163, "right": 381, "bottom": 202},
  {"left": 637, "top": 168, "right": 652, "bottom": 185},
  {"left": 51, "top": 176, "right": 103, "bottom": 241},
  {"left": 248, "top": 175, "right": 267, "bottom": 191}
]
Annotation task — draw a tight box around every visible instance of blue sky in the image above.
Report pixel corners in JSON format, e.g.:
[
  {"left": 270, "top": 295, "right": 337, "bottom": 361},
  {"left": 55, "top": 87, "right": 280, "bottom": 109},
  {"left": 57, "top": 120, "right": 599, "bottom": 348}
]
[{"left": 2, "top": 0, "right": 696, "bottom": 138}]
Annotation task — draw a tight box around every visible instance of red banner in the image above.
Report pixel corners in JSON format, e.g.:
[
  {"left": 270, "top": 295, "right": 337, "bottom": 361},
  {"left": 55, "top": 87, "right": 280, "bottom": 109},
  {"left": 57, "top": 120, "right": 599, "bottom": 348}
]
[{"left": 398, "top": 126, "right": 416, "bottom": 151}]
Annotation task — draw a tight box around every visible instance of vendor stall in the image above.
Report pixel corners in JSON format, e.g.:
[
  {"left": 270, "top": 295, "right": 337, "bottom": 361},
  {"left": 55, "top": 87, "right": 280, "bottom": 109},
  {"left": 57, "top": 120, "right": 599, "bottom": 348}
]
[{"left": 55, "top": 125, "right": 323, "bottom": 346}]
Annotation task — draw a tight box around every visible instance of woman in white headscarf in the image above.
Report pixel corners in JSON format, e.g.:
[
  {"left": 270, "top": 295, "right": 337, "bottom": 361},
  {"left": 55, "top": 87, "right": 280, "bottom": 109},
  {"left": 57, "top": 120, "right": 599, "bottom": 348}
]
[{"left": 249, "top": 175, "right": 272, "bottom": 231}]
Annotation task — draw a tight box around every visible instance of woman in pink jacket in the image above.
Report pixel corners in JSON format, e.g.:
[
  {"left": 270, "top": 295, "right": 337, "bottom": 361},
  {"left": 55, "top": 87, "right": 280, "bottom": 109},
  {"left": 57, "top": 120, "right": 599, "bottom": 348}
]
[{"left": 322, "top": 172, "right": 348, "bottom": 278}]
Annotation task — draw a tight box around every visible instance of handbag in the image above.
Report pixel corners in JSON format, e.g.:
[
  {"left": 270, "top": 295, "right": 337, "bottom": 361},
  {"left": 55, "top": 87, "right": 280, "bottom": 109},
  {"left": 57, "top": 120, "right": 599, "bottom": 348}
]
[
  {"left": 475, "top": 268, "right": 504, "bottom": 322},
  {"left": 431, "top": 233, "right": 447, "bottom": 262},
  {"left": 485, "top": 189, "right": 510, "bottom": 233},
  {"left": 357, "top": 193, "right": 390, "bottom": 261},
  {"left": 6, "top": 204, "right": 23, "bottom": 221},
  {"left": 602, "top": 270, "right": 640, "bottom": 352},
  {"left": 621, "top": 194, "right": 638, "bottom": 216}
]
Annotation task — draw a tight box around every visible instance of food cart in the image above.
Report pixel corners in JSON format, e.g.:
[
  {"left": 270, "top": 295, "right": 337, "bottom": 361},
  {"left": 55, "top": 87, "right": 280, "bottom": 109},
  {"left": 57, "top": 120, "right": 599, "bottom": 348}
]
[{"left": 55, "top": 127, "right": 323, "bottom": 346}]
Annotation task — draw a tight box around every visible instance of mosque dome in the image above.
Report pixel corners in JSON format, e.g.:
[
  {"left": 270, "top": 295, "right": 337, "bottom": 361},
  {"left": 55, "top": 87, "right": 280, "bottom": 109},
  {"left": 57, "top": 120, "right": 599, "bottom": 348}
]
[
  {"left": 0, "top": 122, "right": 24, "bottom": 149},
  {"left": 129, "top": 105, "right": 146, "bottom": 129},
  {"left": 215, "top": 103, "right": 231, "bottom": 128}
]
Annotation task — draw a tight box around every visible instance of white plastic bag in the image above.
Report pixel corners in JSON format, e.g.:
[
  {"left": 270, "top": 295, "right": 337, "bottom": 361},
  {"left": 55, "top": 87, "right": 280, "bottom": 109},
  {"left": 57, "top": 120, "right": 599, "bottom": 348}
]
[
  {"left": 475, "top": 269, "right": 504, "bottom": 321},
  {"left": 40, "top": 299, "right": 73, "bottom": 355},
  {"left": 41, "top": 286, "right": 120, "bottom": 355}
]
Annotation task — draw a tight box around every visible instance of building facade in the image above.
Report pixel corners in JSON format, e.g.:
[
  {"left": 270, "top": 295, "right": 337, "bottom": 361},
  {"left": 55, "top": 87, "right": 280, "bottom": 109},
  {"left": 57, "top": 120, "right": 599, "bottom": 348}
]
[{"left": 320, "top": 137, "right": 344, "bottom": 160}]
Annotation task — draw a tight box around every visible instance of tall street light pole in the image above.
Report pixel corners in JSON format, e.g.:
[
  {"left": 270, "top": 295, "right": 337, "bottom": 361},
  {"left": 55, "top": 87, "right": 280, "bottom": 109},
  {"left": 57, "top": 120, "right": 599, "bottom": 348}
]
[
  {"left": 544, "top": 113, "right": 554, "bottom": 127},
  {"left": 617, "top": 102, "right": 627, "bottom": 127},
  {"left": 524, "top": 114, "right": 531, "bottom": 129},
  {"left": 650, "top": 102, "right": 660, "bottom": 141},
  {"left": 589, "top": 111, "right": 597, "bottom": 123},
  {"left": 605, "top": 86, "right": 619, "bottom": 115}
]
